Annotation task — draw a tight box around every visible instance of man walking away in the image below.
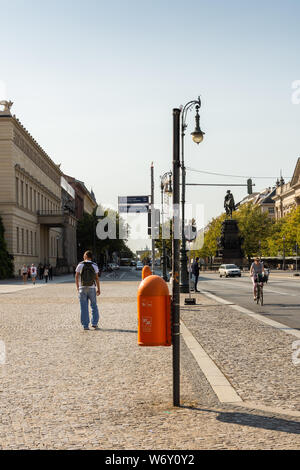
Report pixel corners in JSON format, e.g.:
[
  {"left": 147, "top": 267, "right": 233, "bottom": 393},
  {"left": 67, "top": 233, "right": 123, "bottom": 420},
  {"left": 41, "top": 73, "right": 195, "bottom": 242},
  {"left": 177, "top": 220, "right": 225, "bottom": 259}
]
[
  {"left": 192, "top": 257, "right": 200, "bottom": 292},
  {"left": 75, "top": 251, "right": 100, "bottom": 330},
  {"left": 30, "top": 264, "right": 37, "bottom": 285},
  {"left": 44, "top": 266, "right": 49, "bottom": 283}
]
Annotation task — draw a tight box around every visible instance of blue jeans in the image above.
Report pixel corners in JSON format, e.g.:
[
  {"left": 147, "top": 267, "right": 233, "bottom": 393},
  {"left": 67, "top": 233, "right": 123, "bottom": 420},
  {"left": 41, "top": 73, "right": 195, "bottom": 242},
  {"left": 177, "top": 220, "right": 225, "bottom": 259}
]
[{"left": 79, "top": 287, "right": 99, "bottom": 328}]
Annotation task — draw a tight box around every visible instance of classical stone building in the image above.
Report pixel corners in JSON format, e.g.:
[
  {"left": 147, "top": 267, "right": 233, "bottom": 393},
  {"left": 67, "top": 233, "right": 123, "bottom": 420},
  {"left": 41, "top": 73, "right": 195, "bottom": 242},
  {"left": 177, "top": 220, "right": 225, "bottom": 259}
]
[
  {"left": 0, "top": 102, "right": 77, "bottom": 275},
  {"left": 64, "top": 174, "right": 97, "bottom": 219},
  {"left": 273, "top": 158, "right": 300, "bottom": 219}
]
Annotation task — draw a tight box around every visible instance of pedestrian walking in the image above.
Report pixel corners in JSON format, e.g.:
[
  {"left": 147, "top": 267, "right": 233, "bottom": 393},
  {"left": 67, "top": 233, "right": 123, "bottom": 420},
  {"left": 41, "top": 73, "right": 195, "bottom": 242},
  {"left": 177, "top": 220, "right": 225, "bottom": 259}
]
[
  {"left": 192, "top": 257, "right": 200, "bottom": 292},
  {"left": 21, "top": 264, "right": 28, "bottom": 284},
  {"left": 38, "top": 264, "right": 43, "bottom": 280},
  {"left": 48, "top": 264, "right": 53, "bottom": 281},
  {"left": 75, "top": 250, "right": 100, "bottom": 330},
  {"left": 30, "top": 264, "right": 37, "bottom": 285},
  {"left": 44, "top": 266, "right": 49, "bottom": 283}
]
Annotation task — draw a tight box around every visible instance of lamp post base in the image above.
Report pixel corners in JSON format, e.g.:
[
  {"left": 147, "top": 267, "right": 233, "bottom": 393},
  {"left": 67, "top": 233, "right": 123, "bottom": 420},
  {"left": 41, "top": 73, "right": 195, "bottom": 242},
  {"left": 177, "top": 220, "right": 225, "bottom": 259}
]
[{"left": 179, "top": 247, "right": 189, "bottom": 293}]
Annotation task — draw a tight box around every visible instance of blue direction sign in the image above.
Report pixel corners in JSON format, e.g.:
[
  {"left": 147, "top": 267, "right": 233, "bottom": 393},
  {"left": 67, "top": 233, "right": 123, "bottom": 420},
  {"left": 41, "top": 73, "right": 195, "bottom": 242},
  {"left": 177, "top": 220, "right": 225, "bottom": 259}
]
[
  {"left": 119, "top": 204, "right": 149, "bottom": 213},
  {"left": 118, "top": 196, "right": 149, "bottom": 205}
]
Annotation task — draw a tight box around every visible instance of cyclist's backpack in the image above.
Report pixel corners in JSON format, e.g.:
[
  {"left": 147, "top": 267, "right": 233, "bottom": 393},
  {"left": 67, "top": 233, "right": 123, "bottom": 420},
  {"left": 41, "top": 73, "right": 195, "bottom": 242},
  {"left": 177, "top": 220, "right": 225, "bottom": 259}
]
[{"left": 81, "top": 262, "right": 96, "bottom": 286}]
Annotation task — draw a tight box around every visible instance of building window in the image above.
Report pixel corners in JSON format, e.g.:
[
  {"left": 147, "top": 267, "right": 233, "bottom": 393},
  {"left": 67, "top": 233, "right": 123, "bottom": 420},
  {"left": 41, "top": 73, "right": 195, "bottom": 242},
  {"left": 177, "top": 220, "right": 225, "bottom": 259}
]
[
  {"left": 25, "top": 184, "right": 28, "bottom": 209},
  {"left": 30, "top": 187, "right": 32, "bottom": 211},
  {"left": 16, "top": 227, "right": 19, "bottom": 253},
  {"left": 21, "top": 228, "right": 24, "bottom": 253},
  {"left": 34, "top": 190, "right": 36, "bottom": 212},
  {"left": 30, "top": 231, "right": 33, "bottom": 255},
  {"left": 35, "top": 232, "right": 37, "bottom": 256},
  {"left": 26, "top": 230, "right": 29, "bottom": 254},
  {"left": 16, "top": 177, "right": 19, "bottom": 205},
  {"left": 20, "top": 181, "right": 24, "bottom": 206}
]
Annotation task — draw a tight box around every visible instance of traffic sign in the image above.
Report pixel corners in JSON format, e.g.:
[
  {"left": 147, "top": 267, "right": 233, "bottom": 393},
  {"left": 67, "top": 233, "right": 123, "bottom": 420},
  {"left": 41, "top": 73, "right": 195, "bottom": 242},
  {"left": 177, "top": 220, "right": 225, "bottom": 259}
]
[
  {"left": 119, "top": 204, "right": 149, "bottom": 213},
  {"left": 118, "top": 196, "right": 149, "bottom": 205}
]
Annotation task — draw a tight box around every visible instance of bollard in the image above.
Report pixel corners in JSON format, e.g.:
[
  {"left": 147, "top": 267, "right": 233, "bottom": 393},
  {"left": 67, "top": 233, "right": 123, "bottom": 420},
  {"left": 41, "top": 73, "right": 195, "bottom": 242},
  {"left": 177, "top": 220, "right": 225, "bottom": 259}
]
[
  {"left": 137, "top": 275, "right": 171, "bottom": 346},
  {"left": 142, "top": 265, "right": 152, "bottom": 280}
]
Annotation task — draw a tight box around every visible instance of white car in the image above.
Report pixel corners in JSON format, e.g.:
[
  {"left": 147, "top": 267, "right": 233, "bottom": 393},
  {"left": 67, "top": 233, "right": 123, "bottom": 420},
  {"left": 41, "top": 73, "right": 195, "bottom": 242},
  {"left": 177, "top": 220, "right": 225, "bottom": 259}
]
[
  {"left": 219, "top": 264, "right": 241, "bottom": 278},
  {"left": 136, "top": 261, "right": 143, "bottom": 271}
]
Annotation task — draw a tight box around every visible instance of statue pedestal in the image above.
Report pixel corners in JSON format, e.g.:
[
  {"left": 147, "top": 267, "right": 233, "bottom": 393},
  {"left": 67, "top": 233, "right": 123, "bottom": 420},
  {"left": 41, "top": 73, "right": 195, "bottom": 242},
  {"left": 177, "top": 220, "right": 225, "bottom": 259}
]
[{"left": 217, "top": 219, "right": 244, "bottom": 266}]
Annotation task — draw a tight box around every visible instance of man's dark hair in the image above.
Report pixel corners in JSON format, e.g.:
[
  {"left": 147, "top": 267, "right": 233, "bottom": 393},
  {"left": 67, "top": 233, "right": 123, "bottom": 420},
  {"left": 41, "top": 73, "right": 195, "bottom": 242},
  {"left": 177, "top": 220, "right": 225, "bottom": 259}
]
[
  {"left": 84, "top": 250, "right": 93, "bottom": 260},
  {"left": 196, "top": 257, "right": 199, "bottom": 261}
]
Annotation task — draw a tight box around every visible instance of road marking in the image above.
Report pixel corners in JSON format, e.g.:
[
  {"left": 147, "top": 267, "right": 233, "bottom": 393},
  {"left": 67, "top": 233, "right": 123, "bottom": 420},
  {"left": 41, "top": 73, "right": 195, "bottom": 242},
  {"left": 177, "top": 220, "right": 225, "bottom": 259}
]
[
  {"left": 201, "top": 278, "right": 299, "bottom": 297},
  {"left": 181, "top": 308, "right": 300, "bottom": 417},
  {"left": 200, "top": 290, "right": 300, "bottom": 340},
  {"left": 180, "top": 321, "right": 242, "bottom": 403}
]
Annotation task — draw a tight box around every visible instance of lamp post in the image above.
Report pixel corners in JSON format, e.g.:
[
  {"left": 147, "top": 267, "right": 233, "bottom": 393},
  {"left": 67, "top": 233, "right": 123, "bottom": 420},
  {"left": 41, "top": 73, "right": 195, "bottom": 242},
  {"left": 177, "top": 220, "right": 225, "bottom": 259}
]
[
  {"left": 172, "top": 108, "right": 181, "bottom": 407},
  {"left": 180, "top": 97, "right": 205, "bottom": 293},
  {"left": 283, "top": 235, "right": 286, "bottom": 270},
  {"left": 160, "top": 172, "right": 172, "bottom": 281}
]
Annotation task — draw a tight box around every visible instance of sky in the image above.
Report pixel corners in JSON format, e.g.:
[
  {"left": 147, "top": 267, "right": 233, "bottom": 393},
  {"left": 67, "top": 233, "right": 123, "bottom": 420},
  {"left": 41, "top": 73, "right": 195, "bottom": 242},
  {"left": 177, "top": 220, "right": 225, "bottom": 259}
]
[{"left": 1, "top": 0, "right": 300, "bottom": 251}]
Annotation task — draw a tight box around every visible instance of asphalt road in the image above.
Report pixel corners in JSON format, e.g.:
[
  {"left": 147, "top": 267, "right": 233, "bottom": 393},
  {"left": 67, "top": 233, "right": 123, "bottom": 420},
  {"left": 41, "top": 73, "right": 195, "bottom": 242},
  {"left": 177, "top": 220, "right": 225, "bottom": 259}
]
[
  {"left": 197, "top": 273, "right": 300, "bottom": 330},
  {"left": 99, "top": 266, "right": 159, "bottom": 282}
]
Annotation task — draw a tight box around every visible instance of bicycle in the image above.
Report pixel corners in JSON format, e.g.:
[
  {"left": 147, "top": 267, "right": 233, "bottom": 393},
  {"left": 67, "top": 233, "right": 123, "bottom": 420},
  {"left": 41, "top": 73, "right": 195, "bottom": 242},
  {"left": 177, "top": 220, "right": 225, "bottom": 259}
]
[
  {"left": 254, "top": 273, "right": 266, "bottom": 306},
  {"left": 111, "top": 269, "right": 119, "bottom": 280}
]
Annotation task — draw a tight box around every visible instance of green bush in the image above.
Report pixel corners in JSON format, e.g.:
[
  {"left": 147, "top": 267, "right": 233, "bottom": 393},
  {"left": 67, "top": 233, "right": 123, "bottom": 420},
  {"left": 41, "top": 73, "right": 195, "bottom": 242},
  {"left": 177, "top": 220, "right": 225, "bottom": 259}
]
[{"left": 0, "top": 216, "right": 14, "bottom": 279}]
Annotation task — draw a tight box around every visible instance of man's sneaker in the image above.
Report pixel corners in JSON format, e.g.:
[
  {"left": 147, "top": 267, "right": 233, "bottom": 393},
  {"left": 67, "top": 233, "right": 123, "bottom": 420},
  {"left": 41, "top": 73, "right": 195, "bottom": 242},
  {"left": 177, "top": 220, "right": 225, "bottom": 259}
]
[
  {"left": 91, "top": 325, "right": 99, "bottom": 330},
  {"left": 83, "top": 326, "right": 89, "bottom": 330}
]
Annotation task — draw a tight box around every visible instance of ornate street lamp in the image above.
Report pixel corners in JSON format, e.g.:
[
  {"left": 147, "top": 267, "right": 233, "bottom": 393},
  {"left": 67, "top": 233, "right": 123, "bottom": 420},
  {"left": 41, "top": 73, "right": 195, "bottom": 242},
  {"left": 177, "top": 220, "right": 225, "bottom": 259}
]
[
  {"left": 180, "top": 97, "right": 205, "bottom": 293},
  {"left": 160, "top": 171, "right": 172, "bottom": 281}
]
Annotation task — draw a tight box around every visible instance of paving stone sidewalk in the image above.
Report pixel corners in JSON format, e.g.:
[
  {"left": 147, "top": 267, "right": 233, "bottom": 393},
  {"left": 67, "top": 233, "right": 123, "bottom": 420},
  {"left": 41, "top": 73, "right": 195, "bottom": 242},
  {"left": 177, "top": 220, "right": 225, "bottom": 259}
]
[
  {"left": 0, "top": 281, "right": 299, "bottom": 449},
  {"left": 181, "top": 293, "right": 300, "bottom": 413}
]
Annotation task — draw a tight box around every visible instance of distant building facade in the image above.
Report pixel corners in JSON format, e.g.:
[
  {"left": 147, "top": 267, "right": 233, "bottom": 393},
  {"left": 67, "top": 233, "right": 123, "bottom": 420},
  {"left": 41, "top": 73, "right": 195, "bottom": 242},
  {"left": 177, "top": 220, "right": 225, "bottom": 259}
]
[
  {"left": 64, "top": 175, "right": 97, "bottom": 219},
  {"left": 236, "top": 187, "right": 276, "bottom": 219},
  {"left": 273, "top": 158, "right": 300, "bottom": 219},
  {"left": 0, "top": 102, "right": 77, "bottom": 275}
]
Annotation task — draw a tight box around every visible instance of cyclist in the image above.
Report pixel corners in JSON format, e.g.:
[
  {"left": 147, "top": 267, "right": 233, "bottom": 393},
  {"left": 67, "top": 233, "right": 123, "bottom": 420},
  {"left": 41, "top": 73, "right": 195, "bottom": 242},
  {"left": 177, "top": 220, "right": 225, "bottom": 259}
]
[{"left": 250, "top": 257, "right": 265, "bottom": 301}]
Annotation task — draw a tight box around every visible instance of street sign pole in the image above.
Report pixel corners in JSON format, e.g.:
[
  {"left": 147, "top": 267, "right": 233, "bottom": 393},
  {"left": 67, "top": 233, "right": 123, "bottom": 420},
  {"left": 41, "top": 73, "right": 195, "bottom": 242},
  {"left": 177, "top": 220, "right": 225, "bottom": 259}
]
[
  {"left": 172, "top": 108, "right": 181, "bottom": 407},
  {"left": 151, "top": 163, "right": 155, "bottom": 275}
]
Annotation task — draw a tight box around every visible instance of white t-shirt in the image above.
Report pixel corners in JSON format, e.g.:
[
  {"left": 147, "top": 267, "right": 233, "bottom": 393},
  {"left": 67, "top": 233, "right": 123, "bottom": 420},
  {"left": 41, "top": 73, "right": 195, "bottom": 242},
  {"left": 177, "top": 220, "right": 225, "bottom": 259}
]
[
  {"left": 31, "top": 267, "right": 37, "bottom": 277},
  {"left": 76, "top": 261, "right": 99, "bottom": 289}
]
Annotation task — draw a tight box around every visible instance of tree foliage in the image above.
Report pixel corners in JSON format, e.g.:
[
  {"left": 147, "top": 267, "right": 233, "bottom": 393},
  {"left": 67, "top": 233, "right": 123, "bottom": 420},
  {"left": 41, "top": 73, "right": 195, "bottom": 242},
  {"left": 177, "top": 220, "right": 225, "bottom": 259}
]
[
  {"left": 0, "top": 216, "right": 14, "bottom": 279},
  {"left": 77, "top": 208, "right": 133, "bottom": 263}
]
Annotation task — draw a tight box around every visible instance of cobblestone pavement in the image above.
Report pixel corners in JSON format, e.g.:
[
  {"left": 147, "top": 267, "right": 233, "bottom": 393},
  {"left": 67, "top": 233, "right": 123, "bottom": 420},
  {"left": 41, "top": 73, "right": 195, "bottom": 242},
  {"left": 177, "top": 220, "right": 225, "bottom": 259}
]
[
  {"left": 181, "top": 293, "right": 300, "bottom": 413},
  {"left": 0, "top": 280, "right": 299, "bottom": 449}
]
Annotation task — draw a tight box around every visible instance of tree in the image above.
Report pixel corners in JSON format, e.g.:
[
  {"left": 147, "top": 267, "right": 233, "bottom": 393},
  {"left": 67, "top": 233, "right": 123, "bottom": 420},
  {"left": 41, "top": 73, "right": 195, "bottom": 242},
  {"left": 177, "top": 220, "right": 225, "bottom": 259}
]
[
  {"left": 233, "top": 202, "right": 272, "bottom": 260},
  {"left": 76, "top": 207, "right": 133, "bottom": 264},
  {"left": 196, "top": 214, "right": 225, "bottom": 260},
  {"left": 264, "top": 206, "right": 300, "bottom": 257},
  {"left": 0, "top": 216, "right": 14, "bottom": 279}
]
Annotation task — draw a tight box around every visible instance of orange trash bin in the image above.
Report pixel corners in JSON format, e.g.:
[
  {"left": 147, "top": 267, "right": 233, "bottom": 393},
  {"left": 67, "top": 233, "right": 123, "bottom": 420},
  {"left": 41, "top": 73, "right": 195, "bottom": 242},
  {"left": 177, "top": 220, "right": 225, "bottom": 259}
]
[
  {"left": 142, "top": 265, "right": 152, "bottom": 280},
  {"left": 137, "top": 275, "right": 172, "bottom": 346}
]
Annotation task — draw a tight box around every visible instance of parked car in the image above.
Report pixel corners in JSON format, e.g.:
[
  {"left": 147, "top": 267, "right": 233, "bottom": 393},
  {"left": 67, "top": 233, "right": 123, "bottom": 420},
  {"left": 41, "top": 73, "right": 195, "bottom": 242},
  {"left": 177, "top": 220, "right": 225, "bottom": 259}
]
[
  {"left": 219, "top": 264, "right": 241, "bottom": 278},
  {"left": 136, "top": 261, "right": 143, "bottom": 271},
  {"left": 107, "top": 263, "right": 119, "bottom": 271},
  {"left": 130, "top": 260, "right": 137, "bottom": 266}
]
